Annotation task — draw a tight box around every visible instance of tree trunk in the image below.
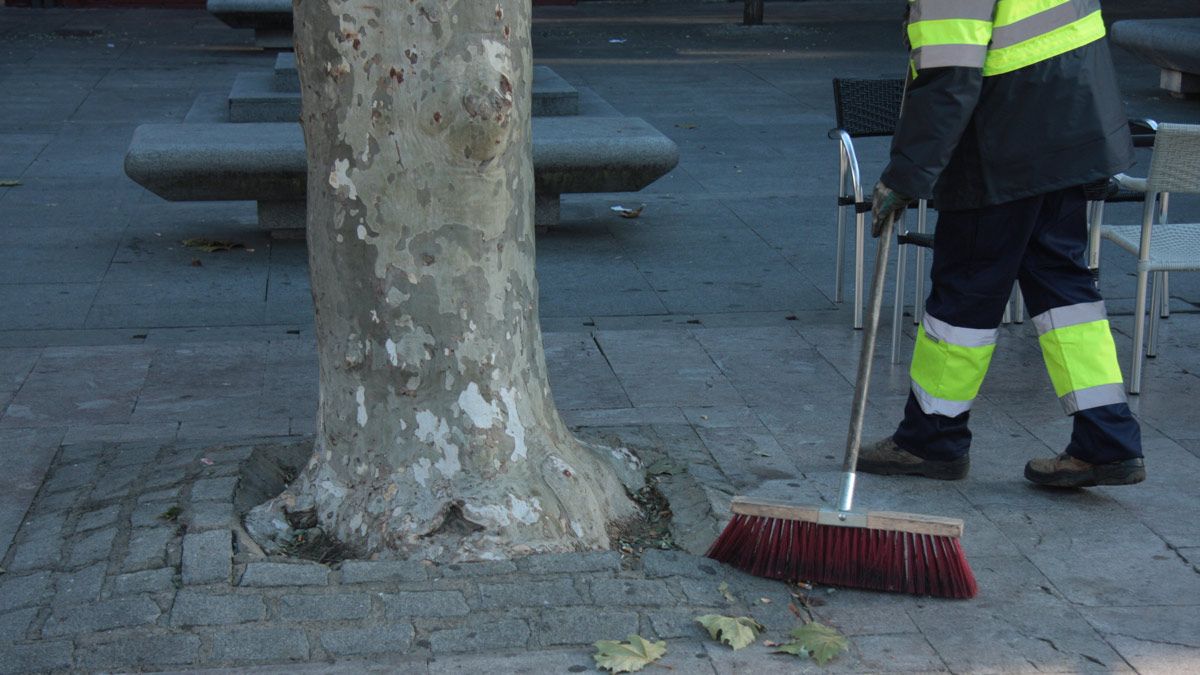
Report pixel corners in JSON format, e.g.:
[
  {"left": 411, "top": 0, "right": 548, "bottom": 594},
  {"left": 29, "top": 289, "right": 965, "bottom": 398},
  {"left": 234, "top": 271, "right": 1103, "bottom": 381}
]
[{"left": 246, "top": 0, "right": 639, "bottom": 562}]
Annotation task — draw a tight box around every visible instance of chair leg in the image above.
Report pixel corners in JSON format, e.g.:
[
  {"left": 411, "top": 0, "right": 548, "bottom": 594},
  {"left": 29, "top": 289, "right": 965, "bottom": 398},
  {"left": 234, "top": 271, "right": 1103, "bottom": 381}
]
[
  {"left": 1130, "top": 268, "right": 1150, "bottom": 395},
  {"left": 1161, "top": 271, "right": 1170, "bottom": 319},
  {"left": 854, "top": 210, "right": 866, "bottom": 330},
  {"left": 1148, "top": 272, "right": 1162, "bottom": 358},
  {"left": 892, "top": 237, "right": 907, "bottom": 365},
  {"left": 835, "top": 203, "right": 846, "bottom": 304},
  {"left": 1087, "top": 200, "right": 1105, "bottom": 272},
  {"left": 914, "top": 201, "right": 928, "bottom": 326}
]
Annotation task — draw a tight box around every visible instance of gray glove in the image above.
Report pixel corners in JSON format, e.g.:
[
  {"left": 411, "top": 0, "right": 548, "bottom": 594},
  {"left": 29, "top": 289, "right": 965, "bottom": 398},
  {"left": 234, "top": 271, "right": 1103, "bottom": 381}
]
[{"left": 871, "top": 181, "right": 912, "bottom": 238}]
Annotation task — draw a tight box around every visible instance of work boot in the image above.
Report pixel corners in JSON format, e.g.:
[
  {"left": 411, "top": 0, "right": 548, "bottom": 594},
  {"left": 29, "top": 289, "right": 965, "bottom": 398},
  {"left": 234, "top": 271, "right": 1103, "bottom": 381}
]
[
  {"left": 856, "top": 436, "right": 969, "bottom": 480},
  {"left": 1024, "top": 453, "right": 1145, "bottom": 488}
]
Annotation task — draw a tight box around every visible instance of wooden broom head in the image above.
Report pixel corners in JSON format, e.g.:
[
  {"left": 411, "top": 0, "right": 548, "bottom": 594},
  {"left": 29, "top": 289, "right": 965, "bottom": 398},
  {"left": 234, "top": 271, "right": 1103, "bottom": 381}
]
[{"left": 730, "top": 496, "right": 964, "bottom": 538}]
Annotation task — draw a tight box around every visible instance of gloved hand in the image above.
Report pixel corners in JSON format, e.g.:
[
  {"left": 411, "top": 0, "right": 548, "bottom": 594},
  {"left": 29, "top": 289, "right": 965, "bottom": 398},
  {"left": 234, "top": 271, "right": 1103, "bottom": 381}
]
[{"left": 871, "top": 181, "right": 912, "bottom": 238}]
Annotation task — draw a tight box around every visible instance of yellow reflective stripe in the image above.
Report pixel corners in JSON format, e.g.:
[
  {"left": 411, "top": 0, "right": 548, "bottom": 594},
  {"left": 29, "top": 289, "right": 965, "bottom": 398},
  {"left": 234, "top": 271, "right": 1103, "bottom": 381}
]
[
  {"left": 983, "top": 9, "right": 1105, "bottom": 76},
  {"left": 907, "top": 18, "right": 993, "bottom": 50},
  {"left": 1038, "top": 319, "right": 1124, "bottom": 398},
  {"left": 994, "top": 0, "right": 1070, "bottom": 27},
  {"left": 910, "top": 324, "right": 996, "bottom": 403}
]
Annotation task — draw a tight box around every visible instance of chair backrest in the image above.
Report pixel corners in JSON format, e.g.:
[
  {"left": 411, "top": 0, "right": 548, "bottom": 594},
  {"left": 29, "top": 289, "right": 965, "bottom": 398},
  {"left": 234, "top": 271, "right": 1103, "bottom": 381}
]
[
  {"left": 1147, "top": 123, "right": 1200, "bottom": 195},
  {"left": 832, "top": 78, "right": 904, "bottom": 138}
]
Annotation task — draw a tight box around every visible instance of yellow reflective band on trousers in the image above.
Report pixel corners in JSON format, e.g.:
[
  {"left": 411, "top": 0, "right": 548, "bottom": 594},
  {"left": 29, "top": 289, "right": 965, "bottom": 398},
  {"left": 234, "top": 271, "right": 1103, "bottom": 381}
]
[
  {"left": 907, "top": 18, "right": 993, "bottom": 52},
  {"left": 1038, "top": 319, "right": 1123, "bottom": 399},
  {"left": 910, "top": 323, "right": 996, "bottom": 411},
  {"left": 984, "top": 8, "right": 1105, "bottom": 76}
]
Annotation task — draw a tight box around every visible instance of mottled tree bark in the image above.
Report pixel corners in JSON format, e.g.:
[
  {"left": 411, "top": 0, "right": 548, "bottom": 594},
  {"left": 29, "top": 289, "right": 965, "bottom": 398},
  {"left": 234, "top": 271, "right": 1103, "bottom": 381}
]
[{"left": 246, "top": 0, "right": 639, "bottom": 561}]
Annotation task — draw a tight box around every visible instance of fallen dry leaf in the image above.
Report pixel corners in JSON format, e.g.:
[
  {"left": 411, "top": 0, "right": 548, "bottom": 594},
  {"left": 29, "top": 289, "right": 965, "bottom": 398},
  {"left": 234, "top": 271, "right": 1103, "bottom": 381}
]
[
  {"left": 182, "top": 238, "right": 245, "bottom": 253},
  {"left": 610, "top": 204, "right": 645, "bottom": 219}
]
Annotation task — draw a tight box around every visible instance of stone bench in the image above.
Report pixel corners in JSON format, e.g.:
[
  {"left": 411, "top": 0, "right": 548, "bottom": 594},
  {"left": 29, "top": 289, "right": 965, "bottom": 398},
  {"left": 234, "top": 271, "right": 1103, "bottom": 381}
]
[
  {"left": 207, "top": 0, "right": 292, "bottom": 49},
  {"left": 1111, "top": 19, "right": 1200, "bottom": 98},
  {"left": 125, "top": 119, "right": 679, "bottom": 233},
  {"left": 230, "top": 58, "right": 581, "bottom": 122}
]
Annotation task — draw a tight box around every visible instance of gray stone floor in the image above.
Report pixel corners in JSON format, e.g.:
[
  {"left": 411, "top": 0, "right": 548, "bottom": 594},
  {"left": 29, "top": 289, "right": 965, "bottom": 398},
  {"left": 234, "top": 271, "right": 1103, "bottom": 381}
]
[{"left": 1, "top": 1, "right": 1199, "bottom": 672}]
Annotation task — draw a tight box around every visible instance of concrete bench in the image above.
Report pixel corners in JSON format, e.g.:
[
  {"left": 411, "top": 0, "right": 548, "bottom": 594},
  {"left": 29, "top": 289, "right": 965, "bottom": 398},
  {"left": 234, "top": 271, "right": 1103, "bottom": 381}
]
[
  {"left": 231, "top": 58, "right": 581, "bottom": 122},
  {"left": 125, "top": 119, "right": 678, "bottom": 232},
  {"left": 1111, "top": 19, "right": 1200, "bottom": 98},
  {"left": 207, "top": 0, "right": 292, "bottom": 49}
]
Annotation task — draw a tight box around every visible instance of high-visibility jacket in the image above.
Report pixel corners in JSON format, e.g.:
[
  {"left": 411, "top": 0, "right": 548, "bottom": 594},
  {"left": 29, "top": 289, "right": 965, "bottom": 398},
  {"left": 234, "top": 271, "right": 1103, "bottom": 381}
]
[{"left": 881, "top": 0, "right": 1134, "bottom": 211}]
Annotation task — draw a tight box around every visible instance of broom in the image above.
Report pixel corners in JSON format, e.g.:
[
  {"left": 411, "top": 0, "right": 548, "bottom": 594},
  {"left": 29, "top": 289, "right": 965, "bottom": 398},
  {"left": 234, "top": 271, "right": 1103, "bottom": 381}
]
[{"left": 706, "top": 213, "right": 978, "bottom": 599}]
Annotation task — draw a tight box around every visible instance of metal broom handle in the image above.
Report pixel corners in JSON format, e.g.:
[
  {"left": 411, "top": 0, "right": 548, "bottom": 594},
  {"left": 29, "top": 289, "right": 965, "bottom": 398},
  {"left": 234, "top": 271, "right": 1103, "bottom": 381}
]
[{"left": 837, "top": 213, "right": 894, "bottom": 513}]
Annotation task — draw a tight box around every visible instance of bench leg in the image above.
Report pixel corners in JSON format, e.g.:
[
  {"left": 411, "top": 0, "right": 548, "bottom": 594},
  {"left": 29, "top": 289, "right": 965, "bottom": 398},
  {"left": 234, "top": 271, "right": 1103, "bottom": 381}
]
[
  {"left": 259, "top": 201, "right": 306, "bottom": 239},
  {"left": 535, "top": 193, "right": 560, "bottom": 234},
  {"left": 1160, "top": 69, "right": 1200, "bottom": 99}
]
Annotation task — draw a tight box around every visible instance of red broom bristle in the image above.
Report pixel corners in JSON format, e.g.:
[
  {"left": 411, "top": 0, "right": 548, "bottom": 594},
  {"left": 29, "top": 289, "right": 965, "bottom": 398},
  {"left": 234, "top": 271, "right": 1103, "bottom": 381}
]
[{"left": 706, "top": 515, "right": 978, "bottom": 599}]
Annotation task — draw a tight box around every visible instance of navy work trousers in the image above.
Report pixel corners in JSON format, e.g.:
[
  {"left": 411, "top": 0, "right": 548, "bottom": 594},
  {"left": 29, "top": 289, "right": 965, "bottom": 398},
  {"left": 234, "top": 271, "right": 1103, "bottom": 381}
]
[{"left": 893, "top": 185, "right": 1142, "bottom": 464}]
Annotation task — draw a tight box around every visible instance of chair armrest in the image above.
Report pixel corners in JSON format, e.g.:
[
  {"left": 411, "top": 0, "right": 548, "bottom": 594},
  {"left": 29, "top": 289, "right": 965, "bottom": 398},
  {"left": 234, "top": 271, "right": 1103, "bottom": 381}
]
[
  {"left": 829, "top": 128, "right": 864, "bottom": 200},
  {"left": 1129, "top": 118, "right": 1157, "bottom": 148},
  {"left": 1114, "top": 173, "right": 1148, "bottom": 193}
]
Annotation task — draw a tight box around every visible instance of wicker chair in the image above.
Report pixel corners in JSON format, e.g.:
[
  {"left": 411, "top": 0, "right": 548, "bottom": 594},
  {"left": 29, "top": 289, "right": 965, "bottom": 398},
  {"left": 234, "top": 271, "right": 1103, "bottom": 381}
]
[
  {"left": 1095, "top": 122, "right": 1200, "bottom": 394},
  {"left": 829, "top": 78, "right": 930, "bottom": 335}
]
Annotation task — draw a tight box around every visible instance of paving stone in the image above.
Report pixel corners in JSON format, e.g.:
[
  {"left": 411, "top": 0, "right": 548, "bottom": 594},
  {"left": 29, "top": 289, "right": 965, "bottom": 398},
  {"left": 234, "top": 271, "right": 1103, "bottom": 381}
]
[
  {"left": 90, "top": 471, "right": 139, "bottom": 501},
  {"left": 0, "top": 607, "right": 37, "bottom": 642},
  {"left": 588, "top": 578, "right": 678, "bottom": 606},
  {"left": 75, "top": 634, "right": 201, "bottom": 670},
  {"left": 42, "top": 595, "right": 161, "bottom": 636},
  {"left": 647, "top": 609, "right": 712, "bottom": 640},
  {"left": 642, "top": 549, "right": 726, "bottom": 579},
  {"left": 532, "top": 608, "right": 640, "bottom": 646},
  {"left": 383, "top": 590, "right": 471, "bottom": 618},
  {"left": 429, "top": 618, "right": 531, "bottom": 654},
  {"left": 240, "top": 561, "right": 329, "bottom": 587},
  {"left": 42, "top": 460, "right": 101, "bottom": 494},
  {"left": 432, "top": 560, "right": 517, "bottom": 578},
  {"left": 138, "top": 486, "right": 181, "bottom": 503},
  {"left": 112, "top": 567, "right": 176, "bottom": 596},
  {"left": 29, "top": 489, "right": 77, "bottom": 514},
  {"left": 189, "top": 476, "right": 238, "bottom": 502},
  {"left": 211, "top": 627, "right": 310, "bottom": 662},
  {"left": 0, "top": 641, "right": 73, "bottom": 675},
  {"left": 910, "top": 603, "right": 1127, "bottom": 673},
  {"left": 131, "top": 500, "right": 179, "bottom": 527},
  {"left": 278, "top": 593, "right": 371, "bottom": 621},
  {"left": 123, "top": 526, "right": 176, "bottom": 571},
  {"left": 0, "top": 571, "right": 52, "bottom": 612},
  {"left": 108, "top": 442, "right": 162, "bottom": 467},
  {"left": 68, "top": 526, "right": 118, "bottom": 567},
  {"left": 477, "top": 578, "right": 582, "bottom": 609},
  {"left": 56, "top": 443, "right": 106, "bottom": 464},
  {"left": 518, "top": 551, "right": 622, "bottom": 574},
  {"left": 53, "top": 562, "right": 106, "bottom": 607},
  {"left": 181, "top": 529, "right": 232, "bottom": 585},
  {"left": 170, "top": 590, "right": 266, "bottom": 626},
  {"left": 5, "top": 534, "right": 60, "bottom": 572},
  {"left": 75, "top": 504, "right": 121, "bottom": 533},
  {"left": 426, "top": 649, "right": 623, "bottom": 675},
  {"left": 186, "top": 500, "right": 234, "bottom": 530},
  {"left": 319, "top": 624, "right": 416, "bottom": 657},
  {"left": 339, "top": 560, "right": 429, "bottom": 584}
]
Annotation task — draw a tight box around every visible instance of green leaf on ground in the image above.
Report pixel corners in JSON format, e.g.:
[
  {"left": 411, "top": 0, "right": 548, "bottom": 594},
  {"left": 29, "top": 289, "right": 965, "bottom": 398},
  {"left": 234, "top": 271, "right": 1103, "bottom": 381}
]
[
  {"left": 593, "top": 635, "right": 667, "bottom": 673},
  {"left": 0, "top": 180, "right": 20, "bottom": 187},
  {"left": 718, "top": 581, "right": 736, "bottom": 603},
  {"left": 159, "top": 506, "right": 183, "bottom": 522},
  {"left": 182, "top": 238, "right": 244, "bottom": 252},
  {"left": 695, "top": 614, "right": 763, "bottom": 650},
  {"left": 777, "top": 622, "right": 849, "bottom": 665}
]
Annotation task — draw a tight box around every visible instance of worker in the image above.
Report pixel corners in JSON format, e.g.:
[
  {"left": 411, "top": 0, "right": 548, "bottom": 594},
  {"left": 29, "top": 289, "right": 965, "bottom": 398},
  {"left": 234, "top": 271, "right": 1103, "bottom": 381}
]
[{"left": 859, "top": 0, "right": 1145, "bottom": 487}]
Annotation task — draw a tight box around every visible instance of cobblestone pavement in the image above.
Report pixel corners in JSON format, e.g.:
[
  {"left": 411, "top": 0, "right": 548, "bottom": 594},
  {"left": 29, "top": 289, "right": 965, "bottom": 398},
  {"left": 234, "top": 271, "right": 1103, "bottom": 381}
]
[{"left": 2, "top": 1, "right": 1199, "bottom": 673}]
